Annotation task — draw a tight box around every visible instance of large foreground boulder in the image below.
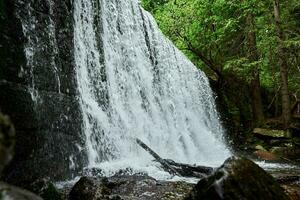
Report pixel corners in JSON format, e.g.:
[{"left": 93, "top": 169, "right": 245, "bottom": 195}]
[
  {"left": 0, "top": 182, "right": 43, "bottom": 200},
  {"left": 185, "top": 156, "right": 289, "bottom": 200},
  {"left": 0, "top": 113, "right": 15, "bottom": 174},
  {"left": 0, "top": 114, "right": 44, "bottom": 199}
]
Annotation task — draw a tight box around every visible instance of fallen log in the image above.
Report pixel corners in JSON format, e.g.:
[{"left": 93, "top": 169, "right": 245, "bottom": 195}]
[
  {"left": 136, "top": 138, "right": 181, "bottom": 176},
  {"left": 164, "top": 159, "right": 213, "bottom": 177},
  {"left": 136, "top": 138, "right": 213, "bottom": 178}
]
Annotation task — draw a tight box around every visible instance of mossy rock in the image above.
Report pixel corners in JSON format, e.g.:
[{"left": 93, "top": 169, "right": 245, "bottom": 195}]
[
  {"left": 185, "top": 156, "right": 289, "bottom": 200},
  {"left": 254, "top": 128, "right": 291, "bottom": 138}
]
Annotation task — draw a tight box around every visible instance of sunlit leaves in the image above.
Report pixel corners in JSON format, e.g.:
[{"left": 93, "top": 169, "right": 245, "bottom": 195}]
[{"left": 142, "top": 0, "right": 300, "bottom": 92}]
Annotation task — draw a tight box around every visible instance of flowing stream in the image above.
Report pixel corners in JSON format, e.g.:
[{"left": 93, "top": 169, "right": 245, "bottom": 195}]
[{"left": 74, "top": 0, "right": 231, "bottom": 179}]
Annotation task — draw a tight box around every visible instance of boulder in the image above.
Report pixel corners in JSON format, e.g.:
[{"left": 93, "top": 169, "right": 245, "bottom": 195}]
[
  {"left": 0, "top": 113, "right": 15, "bottom": 174},
  {"left": 69, "top": 177, "right": 111, "bottom": 200},
  {"left": 29, "top": 178, "right": 63, "bottom": 200},
  {"left": 184, "top": 156, "right": 289, "bottom": 200},
  {"left": 0, "top": 181, "right": 43, "bottom": 200},
  {"left": 253, "top": 128, "right": 291, "bottom": 138},
  {"left": 69, "top": 175, "right": 193, "bottom": 200}
]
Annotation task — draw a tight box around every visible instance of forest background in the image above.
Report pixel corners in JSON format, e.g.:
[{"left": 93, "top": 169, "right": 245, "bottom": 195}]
[{"left": 141, "top": 0, "right": 300, "bottom": 149}]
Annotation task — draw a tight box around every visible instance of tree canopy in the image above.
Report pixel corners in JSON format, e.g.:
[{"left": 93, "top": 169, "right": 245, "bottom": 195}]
[{"left": 142, "top": 0, "right": 300, "bottom": 138}]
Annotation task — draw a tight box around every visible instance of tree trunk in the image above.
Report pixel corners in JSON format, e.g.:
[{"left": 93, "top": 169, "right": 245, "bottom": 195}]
[
  {"left": 246, "top": 13, "right": 265, "bottom": 126},
  {"left": 274, "top": 0, "right": 291, "bottom": 129}
]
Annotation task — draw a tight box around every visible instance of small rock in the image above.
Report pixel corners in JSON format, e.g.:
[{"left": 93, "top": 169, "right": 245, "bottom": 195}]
[
  {"left": 253, "top": 128, "right": 291, "bottom": 138},
  {"left": 254, "top": 150, "right": 278, "bottom": 161},
  {"left": 254, "top": 145, "right": 267, "bottom": 151},
  {"left": 0, "top": 181, "right": 43, "bottom": 200},
  {"left": 184, "top": 156, "right": 289, "bottom": 200},
  {"left": 69, "top": 177, "right": 112, "bottom": 200}
]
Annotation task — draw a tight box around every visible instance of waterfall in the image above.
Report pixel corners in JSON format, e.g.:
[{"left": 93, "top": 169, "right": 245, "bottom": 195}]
[{"left": 74, "top": 0, "right": 230, "bottom": 178}]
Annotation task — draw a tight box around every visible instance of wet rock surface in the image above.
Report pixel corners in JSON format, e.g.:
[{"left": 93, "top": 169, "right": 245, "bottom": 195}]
[
  {"left": 270, "top": 168, "right": 300, "bottom": 200},
  {"left": 184, "top": 157, "right": 290, "bottom": 200},
  {"left": 66, "top": 160, "right": 300, "bottom": 200},
  {"left": 0, "top": 113, "right": 15, "bottom": 174},
  {"left": 0, "top": 181, "right": 43, "bottom": 200},
  {"left": 69, "top": 175, "right": 193, "bottom": 200},
  {"left": 0, "top": 0, "right": 87, "bottom": 185},
  {"left": 28, "top": 178, "right": 64, "bottom": 200},
  {"left": 281, "top": 184, "right": 300, "bottom": 200}
]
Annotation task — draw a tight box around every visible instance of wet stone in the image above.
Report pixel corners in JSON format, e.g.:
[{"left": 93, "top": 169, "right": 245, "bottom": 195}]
[
  {"left": 29, "top": 178, "right": 64, "bottom": 200},
  {"left": 0, "top": 182, "right": 43, "bottom": 200},
  {"left": 69, "top": 175, "right": 194, "bottom": 200},
  {"left": 0, "top": 113, "right": 15, "bottom": 174},
  {"left": 184, "top": 156, "right": 290, "bottom": 200}
]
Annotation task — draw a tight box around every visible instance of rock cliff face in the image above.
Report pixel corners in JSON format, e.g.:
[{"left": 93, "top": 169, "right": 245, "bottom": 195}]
[{"left": 0, "top": 0, "right": 86, "bottom": 185}]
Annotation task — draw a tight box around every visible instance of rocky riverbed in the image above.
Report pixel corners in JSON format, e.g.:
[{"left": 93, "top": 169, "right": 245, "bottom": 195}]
[
  {"left": 53, "top": 157, "right": 299, "bottom": 200},
  {"left": 0, "top": 113, "right": 299, "bottom": 200}
]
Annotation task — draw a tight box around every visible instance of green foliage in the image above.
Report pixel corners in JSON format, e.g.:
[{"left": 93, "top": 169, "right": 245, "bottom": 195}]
[
  {"left": 142, "top": 0, "right": 300, "bottom": 97},
  {"left": 142, "top": 0, "right": 300, "bottom": 136},
  {"left": 141, "top": 0, "right": 168, "bottom": 13}
]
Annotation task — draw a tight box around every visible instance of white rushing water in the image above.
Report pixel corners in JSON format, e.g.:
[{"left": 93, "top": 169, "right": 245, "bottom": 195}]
[{"left": 74, "top": 0, "right": 231, "bottom": 179}]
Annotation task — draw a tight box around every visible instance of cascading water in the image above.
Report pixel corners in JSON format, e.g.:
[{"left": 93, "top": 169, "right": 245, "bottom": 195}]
[{"left": 74, "top": 0, "right": 231, "bottom": 178}]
